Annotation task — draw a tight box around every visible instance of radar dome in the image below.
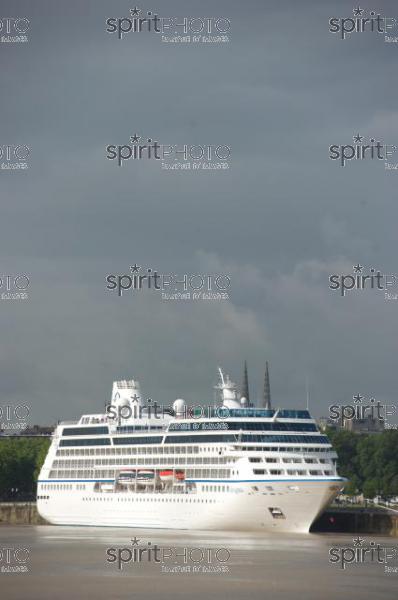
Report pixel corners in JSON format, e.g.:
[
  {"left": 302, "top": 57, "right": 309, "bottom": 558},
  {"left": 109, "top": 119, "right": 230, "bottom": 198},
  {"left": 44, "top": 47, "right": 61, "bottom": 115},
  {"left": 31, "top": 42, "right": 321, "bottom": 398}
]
[{"left": 173, "top": 399, "right": 186, "bottom": 417}]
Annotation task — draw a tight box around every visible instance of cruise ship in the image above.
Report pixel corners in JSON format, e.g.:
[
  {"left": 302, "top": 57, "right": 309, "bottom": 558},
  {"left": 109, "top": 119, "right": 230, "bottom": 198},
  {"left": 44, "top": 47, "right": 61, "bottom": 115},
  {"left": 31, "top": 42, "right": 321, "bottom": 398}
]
[{"left": 37, "top": 366, "right": 345, "bottom": 532}]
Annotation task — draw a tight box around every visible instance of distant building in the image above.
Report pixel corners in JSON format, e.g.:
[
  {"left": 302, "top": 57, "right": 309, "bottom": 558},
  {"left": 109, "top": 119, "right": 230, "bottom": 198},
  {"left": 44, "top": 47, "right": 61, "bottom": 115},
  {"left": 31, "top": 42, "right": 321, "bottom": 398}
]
[
  {"left": 317, "top": 417, "right": 340, "bottom": 432},
  {"left": 0, "top": 424, "right": 54, "bottom": 437},
  {"left": 342, "top": 415, "right": 384, "bottom": 434},
  {"left": 262, "top": 361, "right": 271, "bottom": 409},
  {"left": 240, "top": 360, "right": 250, "bottom": 406},
  {"left": 22, "top": 424, "right": 54, "bottom": 436},
  {"left": 318, "top": 413, "right": 385, "bottom": 434},
  {"left": 238, "top": 360, "right": 272, "bottom": 409}
]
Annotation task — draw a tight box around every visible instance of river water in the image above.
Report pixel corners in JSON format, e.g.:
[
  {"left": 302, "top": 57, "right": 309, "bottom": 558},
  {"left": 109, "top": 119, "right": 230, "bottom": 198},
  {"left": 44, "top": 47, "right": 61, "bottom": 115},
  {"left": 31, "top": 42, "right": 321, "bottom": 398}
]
[{"left": 0, "top": 526, "right": 396, "bottom": 599}]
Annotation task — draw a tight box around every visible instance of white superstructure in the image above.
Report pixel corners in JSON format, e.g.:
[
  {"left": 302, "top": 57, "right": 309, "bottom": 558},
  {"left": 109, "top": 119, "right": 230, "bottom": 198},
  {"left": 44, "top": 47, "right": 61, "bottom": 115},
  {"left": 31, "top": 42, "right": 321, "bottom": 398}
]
[{"left": 37, "top": 369, "right": 344, "bottom": 532}]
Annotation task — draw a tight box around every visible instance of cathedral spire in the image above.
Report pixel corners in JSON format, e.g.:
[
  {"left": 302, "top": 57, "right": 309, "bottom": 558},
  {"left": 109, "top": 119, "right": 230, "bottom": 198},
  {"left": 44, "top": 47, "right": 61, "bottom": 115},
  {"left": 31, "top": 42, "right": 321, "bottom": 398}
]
[
  {"left": 241, "top": 360, "right": 250, "bottom": 405},
  {"left": 263, "top": 361, "right": 271, "bottom": 409}
]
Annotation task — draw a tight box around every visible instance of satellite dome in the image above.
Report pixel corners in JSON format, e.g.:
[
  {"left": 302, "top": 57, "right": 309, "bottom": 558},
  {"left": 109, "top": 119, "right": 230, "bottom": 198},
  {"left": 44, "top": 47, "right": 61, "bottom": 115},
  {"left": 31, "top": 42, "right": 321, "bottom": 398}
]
[{"left": 173, "top": 399, "right": 186, "bottom": 417}]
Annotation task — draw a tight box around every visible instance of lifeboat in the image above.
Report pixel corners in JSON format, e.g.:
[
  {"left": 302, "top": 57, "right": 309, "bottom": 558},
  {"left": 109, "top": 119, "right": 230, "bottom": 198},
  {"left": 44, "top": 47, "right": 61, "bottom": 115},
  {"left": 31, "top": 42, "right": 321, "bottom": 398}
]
[
  {"left": 159, "top": 469, "right": 185, "bottom": 482},
  {"left": 136, "top": 470, "right": 155, "bottom": 483},
  {"left": 117, "top": 470, "right": 136, "bottom": 485},
  {"left": 175, "top": 470, "right": 185, "bottom": 481},
  {"left": 159, "top": 470, "right": 174, "bottom": 482}
]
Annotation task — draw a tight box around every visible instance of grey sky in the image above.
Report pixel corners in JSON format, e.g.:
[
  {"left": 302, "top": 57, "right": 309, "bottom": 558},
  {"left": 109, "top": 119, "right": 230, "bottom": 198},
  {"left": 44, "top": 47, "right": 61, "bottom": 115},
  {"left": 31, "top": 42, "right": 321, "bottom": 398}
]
[{"left": 1, "top": 0, "right": 397, "bottom": 424}]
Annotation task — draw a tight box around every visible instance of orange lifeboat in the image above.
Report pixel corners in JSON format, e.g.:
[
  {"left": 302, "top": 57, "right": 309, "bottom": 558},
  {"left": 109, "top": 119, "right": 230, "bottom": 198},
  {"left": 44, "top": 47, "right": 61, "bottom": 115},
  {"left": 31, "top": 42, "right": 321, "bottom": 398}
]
[{"left": 159, "top": 470, "right": 174, "bottom": 482}]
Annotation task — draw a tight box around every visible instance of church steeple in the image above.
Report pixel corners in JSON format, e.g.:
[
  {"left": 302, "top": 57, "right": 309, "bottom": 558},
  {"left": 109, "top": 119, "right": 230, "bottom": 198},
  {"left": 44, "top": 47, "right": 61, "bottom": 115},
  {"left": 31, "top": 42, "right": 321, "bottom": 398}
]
[
  {"left": 263, "top": 361, "right": 271, "bottom": 409},
  {"left": 241, "top": 360, "right": 250, "bottom": 405}
]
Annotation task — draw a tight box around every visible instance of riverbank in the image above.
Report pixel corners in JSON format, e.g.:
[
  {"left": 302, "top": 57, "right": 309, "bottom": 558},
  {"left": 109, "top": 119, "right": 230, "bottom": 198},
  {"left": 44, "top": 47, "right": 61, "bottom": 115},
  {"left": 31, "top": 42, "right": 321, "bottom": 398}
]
[
  {"left": 0, "top": 502, "right": 48, "bottom": 525},
  {"left": 311, "top": 506, "right": 398, "bottom": 536}
]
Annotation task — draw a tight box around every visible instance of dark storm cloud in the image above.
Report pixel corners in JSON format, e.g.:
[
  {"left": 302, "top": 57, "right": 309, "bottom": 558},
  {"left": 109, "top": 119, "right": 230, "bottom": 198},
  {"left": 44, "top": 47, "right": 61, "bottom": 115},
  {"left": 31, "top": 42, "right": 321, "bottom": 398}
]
[{"left": 0, "top": 0, "right": 397, "bottom": 423}]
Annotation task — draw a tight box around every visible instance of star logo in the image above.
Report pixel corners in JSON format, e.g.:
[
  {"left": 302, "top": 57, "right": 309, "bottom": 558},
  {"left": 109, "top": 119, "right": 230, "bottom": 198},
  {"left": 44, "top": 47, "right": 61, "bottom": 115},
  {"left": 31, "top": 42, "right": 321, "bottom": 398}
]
[
  {"left": 353, "top": 264, "right": 363, "bottom": 273},
  {"left": 353, "top": 536, "right": 365, "bottom": 547},
  {"left": 353, "top": 394, "right": 363, "bottom": 404},
  {"left": 130, "top": 134, "right": 141, "bottom": 144},
  {"left": 130, "top": 264, "right": 141, "bottom": 273},
  {"left": 353, "top": 7, "right": 364, "bottom": 17},
  {"left": 353, "top": 134, "right": 363, "bottom": 143},
  {"left": 131, "top": 394, "right": 140, "bottom": 403},
  {"left": 130, "top": 7, "right": 141, "bottom": 17},
  {"left": 131, "top": 537, "right": 140, "bottom": 545}
]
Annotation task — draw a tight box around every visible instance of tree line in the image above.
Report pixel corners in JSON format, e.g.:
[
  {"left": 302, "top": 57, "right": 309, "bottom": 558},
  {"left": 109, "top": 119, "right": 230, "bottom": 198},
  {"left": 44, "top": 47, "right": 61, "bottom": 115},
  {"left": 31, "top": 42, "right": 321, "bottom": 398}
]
[
  {"left": 0, "top": 437, "right": 50, "bottom": 500},
  {"left": 327, "top": 428, "right": 398, "bottom": 498}
]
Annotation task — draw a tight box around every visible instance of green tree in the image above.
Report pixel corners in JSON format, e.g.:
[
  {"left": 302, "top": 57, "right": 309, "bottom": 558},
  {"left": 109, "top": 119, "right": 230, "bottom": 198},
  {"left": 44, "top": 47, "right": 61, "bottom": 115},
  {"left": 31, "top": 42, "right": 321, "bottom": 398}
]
[
  {"left": 362, "top": 479, "right": 378, "bottom": 500},
  {"left": 0, "top": 437, "right": 51, "bottom": 500},
  {"left": 326, "top": 429, "right": 398, "bottom": 498}
]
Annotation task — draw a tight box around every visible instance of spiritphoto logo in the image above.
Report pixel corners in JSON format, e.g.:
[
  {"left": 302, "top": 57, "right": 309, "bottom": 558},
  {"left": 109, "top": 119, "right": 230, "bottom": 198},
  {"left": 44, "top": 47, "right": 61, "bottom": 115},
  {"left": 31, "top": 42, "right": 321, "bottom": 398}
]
[
  {"left": 0, "top": 274, "right": 30, "bottom": 300},
  {"left": 0, "top": 404, "right": 30, "bottom": 431},
  {"left": 106, "top": 537, "right": 230, "bottom": 574},
  {"left": 106, "top": 398, "right": 231, "bottom": 422},
  {"left": 106, "top": 7, "right": 230, "bottom": 44},
  {"left": 329, "top": 264, "right": 398, "bottom": 300},
  {"left": 106, "top": 134, "right": 231, "bottom": 171},
  {"left": 329, "top": 394, "right": 396, "bottom": 427},
  {"left": 0, "top": 17, "right": 29, "bottom": 43},
  {"left": 0, "top": 144, "right": 30, "bottom": 171},
  {"left": 329, "top": 7, "right": 398, "bottom": 42},
  {"left": 329, "top": 537, "right": 398, "bottom": 574},
  {"left": 329, "top": 134, "right": 396, "bottom": 168},
  {"left": 106, "top": 264, "right": 230, "bottom": 301},
  {"left": 0, "top": 547, "right": 30, "bottom": 574}
]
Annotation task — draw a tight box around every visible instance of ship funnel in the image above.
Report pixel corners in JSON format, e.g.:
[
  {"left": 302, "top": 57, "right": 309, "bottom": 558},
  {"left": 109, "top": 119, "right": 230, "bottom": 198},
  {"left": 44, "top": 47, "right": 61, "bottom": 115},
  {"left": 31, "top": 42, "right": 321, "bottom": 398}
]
[
  {"left": 215, "top": 367, "right": 241, "bottom": 409},
  {"left": 111, "top": 380, "right": 142, "bottom": 416}
]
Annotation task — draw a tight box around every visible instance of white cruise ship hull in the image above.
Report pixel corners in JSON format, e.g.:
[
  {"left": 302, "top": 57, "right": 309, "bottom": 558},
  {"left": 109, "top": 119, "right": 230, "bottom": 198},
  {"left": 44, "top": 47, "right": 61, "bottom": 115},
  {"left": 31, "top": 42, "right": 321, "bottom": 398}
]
[{"left": 37, "top": 479, "right": 342, "bottom": 533}]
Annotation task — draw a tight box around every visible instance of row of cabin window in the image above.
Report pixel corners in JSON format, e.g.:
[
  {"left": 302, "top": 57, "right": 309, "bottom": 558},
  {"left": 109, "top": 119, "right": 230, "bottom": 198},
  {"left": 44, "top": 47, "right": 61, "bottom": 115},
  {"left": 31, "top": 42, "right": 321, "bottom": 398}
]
[
  {"left": 48, "top": 468, "right": 231, "bottom": 479},
  {"left": 52, "top": 456, "right": 231, "bottom": 468},
  {"left": 252, "top": 468, "right": 334, "bottom": 476},
  {"left": 249, "top": 457, "right": 334, "bottom": 464}
]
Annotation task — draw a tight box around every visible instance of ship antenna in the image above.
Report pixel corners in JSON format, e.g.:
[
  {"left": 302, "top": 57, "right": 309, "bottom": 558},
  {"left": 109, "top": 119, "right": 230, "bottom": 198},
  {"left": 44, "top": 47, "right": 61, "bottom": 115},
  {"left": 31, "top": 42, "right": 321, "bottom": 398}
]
[{"left": 217, "top": 366, "right": 225, "bottom": 386}]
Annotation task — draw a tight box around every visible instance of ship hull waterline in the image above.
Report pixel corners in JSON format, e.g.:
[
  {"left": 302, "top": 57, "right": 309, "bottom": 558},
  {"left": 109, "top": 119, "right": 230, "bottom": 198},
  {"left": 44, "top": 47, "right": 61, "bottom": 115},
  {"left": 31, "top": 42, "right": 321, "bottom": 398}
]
[{"left": 38, "top": 479, "right": 343, "bottom": 533}]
